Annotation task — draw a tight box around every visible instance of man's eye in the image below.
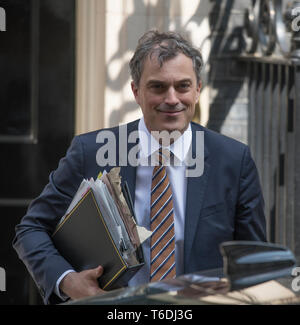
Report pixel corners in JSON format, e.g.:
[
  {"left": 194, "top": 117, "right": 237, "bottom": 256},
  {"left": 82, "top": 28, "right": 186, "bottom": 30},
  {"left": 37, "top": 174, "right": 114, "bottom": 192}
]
[
  {"left": 150, "top": 84, "right": 165, "bottom": 92},
  {"left": 180, "top": 83, "right": 190, "bottom": 89},
  {"left": 152, "top": 84, "right": 164, "bottom": 89}
]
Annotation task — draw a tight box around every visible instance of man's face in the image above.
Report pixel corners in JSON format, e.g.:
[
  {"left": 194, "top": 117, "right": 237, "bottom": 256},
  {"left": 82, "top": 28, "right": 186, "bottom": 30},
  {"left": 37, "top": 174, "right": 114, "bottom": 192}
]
[{"left": 131, "top": 53, "right": 201, "bottom": 134}]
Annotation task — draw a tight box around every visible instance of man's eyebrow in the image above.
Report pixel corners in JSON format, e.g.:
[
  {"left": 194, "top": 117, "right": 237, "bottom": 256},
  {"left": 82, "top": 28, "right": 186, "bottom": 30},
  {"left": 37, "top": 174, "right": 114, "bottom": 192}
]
[
  {"left": 146, "top": 78, "right": 193, "bottom": 85},
  {"left": 177, "top": 78, "right": 192, "bottom": 84},
  {"left": 146, "top": 79, "right": 165, "bottom": 85}
]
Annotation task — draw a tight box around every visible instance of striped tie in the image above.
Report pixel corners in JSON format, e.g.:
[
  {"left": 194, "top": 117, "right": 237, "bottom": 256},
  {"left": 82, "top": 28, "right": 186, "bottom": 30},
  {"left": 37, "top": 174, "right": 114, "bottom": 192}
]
[{"left": 150, "top": 149, "right": 176, "bottom": 282}]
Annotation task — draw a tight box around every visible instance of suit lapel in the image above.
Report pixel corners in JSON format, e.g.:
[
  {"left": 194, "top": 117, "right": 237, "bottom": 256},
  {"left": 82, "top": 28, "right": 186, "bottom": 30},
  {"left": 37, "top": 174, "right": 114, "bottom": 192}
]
[
  {"left": 119, "top": 120, "right": 139, "bottom": 204},
  {"left": 184, "top": 123, "right": 210, "bottom": 269}
]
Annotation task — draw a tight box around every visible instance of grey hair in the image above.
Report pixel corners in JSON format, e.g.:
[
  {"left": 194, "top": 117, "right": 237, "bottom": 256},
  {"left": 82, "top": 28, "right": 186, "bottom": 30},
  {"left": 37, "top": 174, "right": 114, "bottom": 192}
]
[{"left": 129, "top": 30, "right": 203, "bottom": 86}]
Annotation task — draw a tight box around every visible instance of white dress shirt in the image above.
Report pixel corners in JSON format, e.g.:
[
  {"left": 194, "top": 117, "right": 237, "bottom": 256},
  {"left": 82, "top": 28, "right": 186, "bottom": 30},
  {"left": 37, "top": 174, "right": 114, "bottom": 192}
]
[{"left": 128, "top": 118, "right": 191, "bottom": 287}]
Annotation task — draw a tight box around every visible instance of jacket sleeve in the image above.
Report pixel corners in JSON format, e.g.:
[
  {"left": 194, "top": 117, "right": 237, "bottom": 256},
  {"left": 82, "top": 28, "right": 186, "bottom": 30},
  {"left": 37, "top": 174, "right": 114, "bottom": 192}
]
[
  {"left": 12, "top": 135, "right": 85, "bottom": 304},
  {"left": 234, "top": 146, "right": 267, "bottom": 241}
]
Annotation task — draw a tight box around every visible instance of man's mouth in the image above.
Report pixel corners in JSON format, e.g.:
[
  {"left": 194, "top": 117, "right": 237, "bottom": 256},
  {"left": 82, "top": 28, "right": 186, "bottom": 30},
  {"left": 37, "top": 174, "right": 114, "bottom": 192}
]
[
  {"left": 158, "top": 110, "right": 184, "bottom": 116},
  {"left": 156, "top": 104, "right": 186, "bottom": 115}
]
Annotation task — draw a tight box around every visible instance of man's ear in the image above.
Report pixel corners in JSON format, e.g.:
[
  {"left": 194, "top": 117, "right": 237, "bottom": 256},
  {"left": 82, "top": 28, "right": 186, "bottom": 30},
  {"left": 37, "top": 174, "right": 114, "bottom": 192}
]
[
  {"left": 131, "top": 81, "right": 139, "bottom": 102},
  {"left": 196, "top": 81, "right": 202, "bottom": 101}
]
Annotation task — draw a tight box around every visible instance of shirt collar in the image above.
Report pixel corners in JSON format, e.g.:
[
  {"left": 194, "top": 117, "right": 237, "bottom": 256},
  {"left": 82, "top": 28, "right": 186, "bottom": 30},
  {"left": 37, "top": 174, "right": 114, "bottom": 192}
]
[{"left": 138, "top": 117, "right": 192, "bottom": 164}]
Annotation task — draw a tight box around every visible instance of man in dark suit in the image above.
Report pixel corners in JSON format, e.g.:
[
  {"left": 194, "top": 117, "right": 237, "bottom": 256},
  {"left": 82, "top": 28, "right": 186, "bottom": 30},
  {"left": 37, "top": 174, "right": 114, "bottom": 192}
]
[{"left": 13, "top": 30, "right": 266, "bottom": 304}]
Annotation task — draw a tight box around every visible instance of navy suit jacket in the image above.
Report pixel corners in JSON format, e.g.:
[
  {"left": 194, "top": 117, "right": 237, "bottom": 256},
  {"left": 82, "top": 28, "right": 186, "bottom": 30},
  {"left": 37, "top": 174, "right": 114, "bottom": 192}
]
[{"left": 13, "top": 119, "right": 266, "bottom": 304}]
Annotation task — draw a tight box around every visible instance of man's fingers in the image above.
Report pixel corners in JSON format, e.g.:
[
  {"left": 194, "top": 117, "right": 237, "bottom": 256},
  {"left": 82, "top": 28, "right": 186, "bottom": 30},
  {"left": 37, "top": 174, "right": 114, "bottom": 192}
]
[
  {"left": 95, "top": 265, "right": 104, "bottom": 278},
  {"left": 84, "top": 265, "right": 104, "bottom": 280}
]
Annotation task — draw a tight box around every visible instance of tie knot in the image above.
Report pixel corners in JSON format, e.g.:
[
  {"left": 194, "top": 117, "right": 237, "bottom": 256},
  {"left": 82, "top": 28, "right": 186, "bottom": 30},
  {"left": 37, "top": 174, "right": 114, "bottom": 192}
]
[{"left": 156, "top": 148, "right": 172, "bottom": 166}]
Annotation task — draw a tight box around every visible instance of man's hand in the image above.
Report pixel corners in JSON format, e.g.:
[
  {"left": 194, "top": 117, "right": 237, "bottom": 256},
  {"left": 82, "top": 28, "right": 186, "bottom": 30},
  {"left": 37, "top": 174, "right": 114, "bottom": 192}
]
[{"left": 59, "top": 265, "right": 106, "bottom": 300}]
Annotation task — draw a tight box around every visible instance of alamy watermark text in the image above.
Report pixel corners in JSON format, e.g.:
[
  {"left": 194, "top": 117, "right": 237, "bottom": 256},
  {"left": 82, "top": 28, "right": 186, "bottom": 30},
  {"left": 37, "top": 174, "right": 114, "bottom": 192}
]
[
  {"left": 0, "top": 267, "right": 5, "bottom": 292},
  {"left": 0, "top": 7, "right": 6, "bottom": 31},
  {"left": 95, "top": 126, "right": 204, "bottom": 177}
]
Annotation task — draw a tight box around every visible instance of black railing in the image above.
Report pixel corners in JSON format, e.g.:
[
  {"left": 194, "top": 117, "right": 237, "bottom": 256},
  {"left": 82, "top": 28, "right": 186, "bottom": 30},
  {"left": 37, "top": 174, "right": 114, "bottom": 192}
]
[{"left": 239, "top": 0, "right": 300, "bottom": 262}]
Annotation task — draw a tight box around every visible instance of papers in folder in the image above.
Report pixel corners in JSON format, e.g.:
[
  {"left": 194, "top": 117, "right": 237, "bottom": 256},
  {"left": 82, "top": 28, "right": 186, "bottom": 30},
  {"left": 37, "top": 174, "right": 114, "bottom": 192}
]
[{"left": 53, "top": 167, "right": 151, "bottom": 290}]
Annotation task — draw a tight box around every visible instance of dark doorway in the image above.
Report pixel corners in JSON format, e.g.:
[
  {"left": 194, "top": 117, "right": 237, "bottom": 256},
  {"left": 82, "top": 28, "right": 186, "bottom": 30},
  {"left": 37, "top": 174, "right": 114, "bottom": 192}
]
[{"left": 0, "top": 0, "right": 75, "bottom": 304}]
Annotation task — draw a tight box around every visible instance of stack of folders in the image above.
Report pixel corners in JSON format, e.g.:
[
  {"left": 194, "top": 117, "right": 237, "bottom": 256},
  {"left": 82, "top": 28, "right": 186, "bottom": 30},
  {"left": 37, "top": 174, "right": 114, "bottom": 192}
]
[{"left": 52, "top": 167, "right": 150, "bottom": 291}]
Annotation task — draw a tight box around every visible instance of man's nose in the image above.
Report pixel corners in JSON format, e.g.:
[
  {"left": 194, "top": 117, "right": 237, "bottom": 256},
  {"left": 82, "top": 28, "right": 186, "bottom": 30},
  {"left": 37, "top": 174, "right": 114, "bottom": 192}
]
[{"left": 164, "top": 87, "right": 180, "bottom": 106}]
